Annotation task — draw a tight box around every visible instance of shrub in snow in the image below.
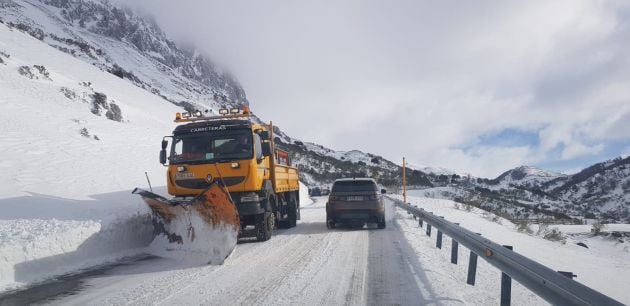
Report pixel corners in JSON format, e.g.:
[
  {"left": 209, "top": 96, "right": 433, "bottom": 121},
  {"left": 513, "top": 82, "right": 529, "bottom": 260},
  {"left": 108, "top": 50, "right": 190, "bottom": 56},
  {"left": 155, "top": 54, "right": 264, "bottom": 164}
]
[
  {"left": 590, "top": 220, "right": 606, "bottom": 236},
  {"left": 105, "top": 102, "right": 123, "bottom": 122},
  {"left": 107, "top": 64, "right": 141, "bottom": 85},
  {"left": 33, "top": 65, "right": 51, "bottom": 79},
  {"left": 91, "top": 92, "right": 108, "bottom": 115},
  {"left": 80, "top": 127, "right": 90, "bottom": 137},
  {"left": 543, "top": 228, "right": 566, "bottom": 243},
  {"left": 18, "top": 66, "right": 35, "bottom": 79},
  {"left": 8, "top": 22, "right": 45, "bottom": 40},
  {"left": 60, "top": 87, "right": 77, "bottom": 100},
  {"left": 515, "top": 221, "right": 533, "bottom": 234},
  {"left": 536, "top": 222, "right": 549, "bottom": 236}
]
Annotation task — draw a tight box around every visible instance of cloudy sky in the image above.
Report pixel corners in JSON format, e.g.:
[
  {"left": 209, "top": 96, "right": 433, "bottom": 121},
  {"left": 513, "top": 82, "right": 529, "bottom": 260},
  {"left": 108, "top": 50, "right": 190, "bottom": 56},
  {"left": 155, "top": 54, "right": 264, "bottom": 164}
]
[{"left": 126, "top": 0, "right": 630, "bottom": 177}]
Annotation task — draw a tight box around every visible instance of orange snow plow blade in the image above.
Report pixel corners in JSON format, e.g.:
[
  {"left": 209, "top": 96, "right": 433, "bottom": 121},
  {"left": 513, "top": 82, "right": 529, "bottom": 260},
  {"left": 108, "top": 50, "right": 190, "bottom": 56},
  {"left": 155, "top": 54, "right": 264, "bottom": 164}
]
[{"left": 132, "top": 183, "right": 240, "bottom": 264}]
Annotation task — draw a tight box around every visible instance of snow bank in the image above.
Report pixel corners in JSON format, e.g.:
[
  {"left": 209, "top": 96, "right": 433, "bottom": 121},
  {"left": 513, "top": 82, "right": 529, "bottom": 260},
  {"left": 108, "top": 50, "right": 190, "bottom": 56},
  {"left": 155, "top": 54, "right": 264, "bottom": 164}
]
[
  {"left": 299, "top": 181, "right": 313, "bottom": 207},
  {"left": 0, "top": 24, "right": 175, "bottom": 292},
  {"left": 392, "top": 194, "right": 630, "bottom": 304}
]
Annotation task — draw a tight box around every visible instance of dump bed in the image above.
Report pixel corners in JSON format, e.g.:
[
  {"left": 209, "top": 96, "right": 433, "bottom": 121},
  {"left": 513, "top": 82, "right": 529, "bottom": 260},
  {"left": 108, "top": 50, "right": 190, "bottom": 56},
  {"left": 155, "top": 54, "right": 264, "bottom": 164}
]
[
  {"left": 273, "top": 164, "right": 299, "bottom": 193},
  {"left": 271, "top": 148, "right": 299, "bottom": 193}
]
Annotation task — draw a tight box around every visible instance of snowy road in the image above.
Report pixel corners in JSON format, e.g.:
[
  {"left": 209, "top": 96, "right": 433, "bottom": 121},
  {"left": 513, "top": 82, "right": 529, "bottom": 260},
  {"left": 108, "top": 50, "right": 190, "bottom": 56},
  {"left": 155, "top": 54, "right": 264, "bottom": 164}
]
[{"left": 1, "top": 197, "right": 455, "bottom": 306}]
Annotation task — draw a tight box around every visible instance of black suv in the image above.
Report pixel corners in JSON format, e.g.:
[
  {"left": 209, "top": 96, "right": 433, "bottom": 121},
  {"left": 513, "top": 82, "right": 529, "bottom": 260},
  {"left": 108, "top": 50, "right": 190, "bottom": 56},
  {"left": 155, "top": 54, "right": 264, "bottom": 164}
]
[{"left": 326, "top": 178, "right": 386, "bottom": 229}]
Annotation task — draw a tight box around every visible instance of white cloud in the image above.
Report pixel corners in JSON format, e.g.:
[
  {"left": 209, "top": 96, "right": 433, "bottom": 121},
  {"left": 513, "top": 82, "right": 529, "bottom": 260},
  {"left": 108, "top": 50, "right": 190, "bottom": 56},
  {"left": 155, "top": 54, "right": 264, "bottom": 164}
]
[
  {"left": 561, "top": 142, "right": 604, "bottom": 160},
  {"left": 124, "top": 0, "right": 630, "bottom": 176}
]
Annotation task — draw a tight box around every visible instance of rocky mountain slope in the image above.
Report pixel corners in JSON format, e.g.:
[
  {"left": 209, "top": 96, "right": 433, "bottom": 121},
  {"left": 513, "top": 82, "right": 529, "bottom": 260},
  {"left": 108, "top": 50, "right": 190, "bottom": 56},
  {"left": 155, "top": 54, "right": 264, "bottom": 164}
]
[{"left": 1, "top": 0, "right": 247, "bottom": 112}]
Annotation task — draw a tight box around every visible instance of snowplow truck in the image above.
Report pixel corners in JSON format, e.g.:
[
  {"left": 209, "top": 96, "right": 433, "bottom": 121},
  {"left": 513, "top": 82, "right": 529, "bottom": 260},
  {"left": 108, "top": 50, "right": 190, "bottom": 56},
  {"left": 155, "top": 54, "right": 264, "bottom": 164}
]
[{"left": 134, "top": 106, "right": 300, "bottom": 256}]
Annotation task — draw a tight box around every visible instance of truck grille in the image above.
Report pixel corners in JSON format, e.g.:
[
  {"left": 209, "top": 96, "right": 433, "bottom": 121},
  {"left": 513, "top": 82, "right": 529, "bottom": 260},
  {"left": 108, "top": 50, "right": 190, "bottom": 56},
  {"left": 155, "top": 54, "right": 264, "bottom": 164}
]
[{"left": 176, "top": 176, "right": 245, "bottom": 189}]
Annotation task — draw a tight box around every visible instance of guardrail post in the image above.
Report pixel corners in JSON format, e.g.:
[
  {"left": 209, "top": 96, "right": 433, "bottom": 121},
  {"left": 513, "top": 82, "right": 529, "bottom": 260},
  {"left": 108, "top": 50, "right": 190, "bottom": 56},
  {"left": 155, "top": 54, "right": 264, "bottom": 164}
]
[
  {"left": 451, "top": 240, "right": 458, "bottom": 264},
  {"left": 419, "top": 218, "right": 423, "bottom": 227},
  {"left": 467, "top": 251, "right": 478, "bottom": 285},
  {"left": 436, "top": 230, "right": 443, "bottom": 249},
  {"left": 426, "top": 224, "right": 432, "bottom": 236},
  {"left": 450, "top": 223, "right": 459, "bottom": 264},
  {"left": 501, "top": 245, "right": 513, "bottom": 306}
]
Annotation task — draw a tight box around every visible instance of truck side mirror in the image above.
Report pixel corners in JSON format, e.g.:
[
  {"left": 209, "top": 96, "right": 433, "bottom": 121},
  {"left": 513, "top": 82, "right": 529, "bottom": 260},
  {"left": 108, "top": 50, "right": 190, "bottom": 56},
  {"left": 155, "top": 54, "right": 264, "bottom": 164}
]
[
  {"left": 161, "top": 139, "right": 168, "bottom": 150},
  {"left": 261, "top": 142, "right": 272, "bottom": 157},
  {"left": 159, "top": 149, "right": 167, "bottom": 164},
  {"left": 381, "top": 189, "right": 387, "bottom": 194},
  {"left": 259, "top": 131, "right": 270, "bottom": 141}
]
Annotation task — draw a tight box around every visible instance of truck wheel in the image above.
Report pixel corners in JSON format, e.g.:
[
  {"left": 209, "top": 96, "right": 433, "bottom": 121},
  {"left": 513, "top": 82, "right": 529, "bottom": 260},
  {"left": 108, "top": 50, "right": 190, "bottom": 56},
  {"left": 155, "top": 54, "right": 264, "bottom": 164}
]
[
  {"left": 295, "top": 191, "right": 301, "bottom": 220},
  {"left": 256, "top": 212, "right": 274, "bottom": 241},
  {"left": 286, "top": 199, "right": 297, "bottom": 228}
]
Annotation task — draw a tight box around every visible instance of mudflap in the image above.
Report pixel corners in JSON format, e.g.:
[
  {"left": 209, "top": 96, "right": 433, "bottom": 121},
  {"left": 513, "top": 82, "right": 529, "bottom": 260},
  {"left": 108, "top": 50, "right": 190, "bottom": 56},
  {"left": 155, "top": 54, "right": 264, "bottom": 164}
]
[{"left": 132, "top": 183, "right": 240, "bottom": 265}]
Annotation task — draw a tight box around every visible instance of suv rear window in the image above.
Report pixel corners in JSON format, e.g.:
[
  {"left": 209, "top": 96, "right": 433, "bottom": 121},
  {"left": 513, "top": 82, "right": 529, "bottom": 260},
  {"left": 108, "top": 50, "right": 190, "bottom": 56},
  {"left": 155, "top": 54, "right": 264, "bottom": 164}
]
[{"left": 331, "top": 180, "right": 377, "bottom": 192}]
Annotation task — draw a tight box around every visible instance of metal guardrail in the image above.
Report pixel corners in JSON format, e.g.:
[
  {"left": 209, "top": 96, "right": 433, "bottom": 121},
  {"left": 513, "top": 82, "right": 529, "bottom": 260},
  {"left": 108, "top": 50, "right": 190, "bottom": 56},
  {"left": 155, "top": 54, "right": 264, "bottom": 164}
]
[{"left": 388, "top": 196, "right": 624, "bottom": 306}]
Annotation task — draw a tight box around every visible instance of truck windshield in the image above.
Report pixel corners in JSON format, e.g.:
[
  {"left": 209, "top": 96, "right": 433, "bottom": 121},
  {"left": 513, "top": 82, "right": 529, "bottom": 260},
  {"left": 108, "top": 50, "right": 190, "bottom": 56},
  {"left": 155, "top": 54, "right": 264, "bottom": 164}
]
[{"left": 170, "top": 130, "right": 253, "bottom": 164}]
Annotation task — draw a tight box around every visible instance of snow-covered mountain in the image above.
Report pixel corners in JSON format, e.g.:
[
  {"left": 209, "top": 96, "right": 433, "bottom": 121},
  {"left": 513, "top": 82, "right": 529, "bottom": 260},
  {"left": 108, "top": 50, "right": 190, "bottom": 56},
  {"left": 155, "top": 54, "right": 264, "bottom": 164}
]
[
  {"left": 492, "top": 165, "right": 566, "bottom": 189},
  {"left": 1, "top": 0, "right": 247, "bottom": 112},
  {"left": 414, "top": 158, "right": 630, "bottom": 223},
  {"left": 547, "top": 157, "right": 630, "bottom": 220}
]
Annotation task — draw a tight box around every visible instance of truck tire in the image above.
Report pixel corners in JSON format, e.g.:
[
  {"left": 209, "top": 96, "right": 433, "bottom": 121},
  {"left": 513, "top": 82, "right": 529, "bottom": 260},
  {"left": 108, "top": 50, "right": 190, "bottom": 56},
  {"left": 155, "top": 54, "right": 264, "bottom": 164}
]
[
  {"left": 295, "top": 191, "right": 301, "bottom": 220},
  {"left": 277, "top": 193, "right": 298, "bottom": 229},
  {"left": 256, "top": 212, "right": 274, "bottom": 241},
  {"left": 286, "top": 199, "right": 297, "bottom": 228}
]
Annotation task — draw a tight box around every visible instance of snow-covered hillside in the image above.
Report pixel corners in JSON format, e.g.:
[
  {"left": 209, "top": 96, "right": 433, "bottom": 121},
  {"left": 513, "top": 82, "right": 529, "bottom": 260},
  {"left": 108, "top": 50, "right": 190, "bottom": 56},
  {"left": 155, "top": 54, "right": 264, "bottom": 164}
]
[
  {"left": 492, "top": 165, "right": 566, "bottom": 189},
  {"left": 1, "top": 0, "right": 247, "bottom": 111},
  {"left": 0, "top": 19, "right": 175, "bottom": 291}
]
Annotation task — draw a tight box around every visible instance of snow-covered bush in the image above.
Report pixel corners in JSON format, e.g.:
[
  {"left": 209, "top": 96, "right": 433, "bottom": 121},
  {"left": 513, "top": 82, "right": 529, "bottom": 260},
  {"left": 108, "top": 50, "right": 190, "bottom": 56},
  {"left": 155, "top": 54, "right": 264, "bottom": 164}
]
[
  {"left": 80, "top": 127, "right": 90, "bottom": 137},
  {"left": 516, "top": 221, "right": 533, "bottom": 234},
  {"left": 536, "top": 222, "right": 549, "bottom": 236},
  {"left": 60, "top": 87, "right": 77, "bottom": 100},
  {"left": 33, "top": 65, "right": 51, "bottom": 79},
  {"left": 590, "top": 220, "right": 606, "bottom": 236},
  {"left": 105, "top": 102, "right": 123, "bottom": 122},
  {"left": 543, "top": 228, "right": 566, "bottom": 243},
  {"left": 90, "top": 92, "right": 107, "bottom": 115},
  {"left": 18, "top": 65, "right": 35, "bottom": 79}
]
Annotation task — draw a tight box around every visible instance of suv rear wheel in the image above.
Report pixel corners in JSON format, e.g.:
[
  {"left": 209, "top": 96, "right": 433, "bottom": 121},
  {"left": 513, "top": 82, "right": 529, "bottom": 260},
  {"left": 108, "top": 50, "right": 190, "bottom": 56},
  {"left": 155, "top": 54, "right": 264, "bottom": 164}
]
[
  {"left": 377, "top": 218, "right": 386, "bottom": 229},
  {"left": 326, "top": 215, "right": 336, "bottom": 229}
]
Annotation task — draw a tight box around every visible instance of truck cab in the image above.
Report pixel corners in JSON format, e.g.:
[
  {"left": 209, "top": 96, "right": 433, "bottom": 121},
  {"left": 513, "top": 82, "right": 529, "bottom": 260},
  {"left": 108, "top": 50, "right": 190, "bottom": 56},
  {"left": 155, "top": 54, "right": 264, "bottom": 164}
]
[{"left": 160, "top": 107, "right": 300, "bottom": 241}]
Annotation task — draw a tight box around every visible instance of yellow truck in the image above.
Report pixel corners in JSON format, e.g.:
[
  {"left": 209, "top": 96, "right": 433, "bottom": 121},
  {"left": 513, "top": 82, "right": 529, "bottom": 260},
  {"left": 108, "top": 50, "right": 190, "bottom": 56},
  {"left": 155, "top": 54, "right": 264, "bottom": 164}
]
[{"left": 138, "top": 106, "right": 300, "bottom": 244}]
